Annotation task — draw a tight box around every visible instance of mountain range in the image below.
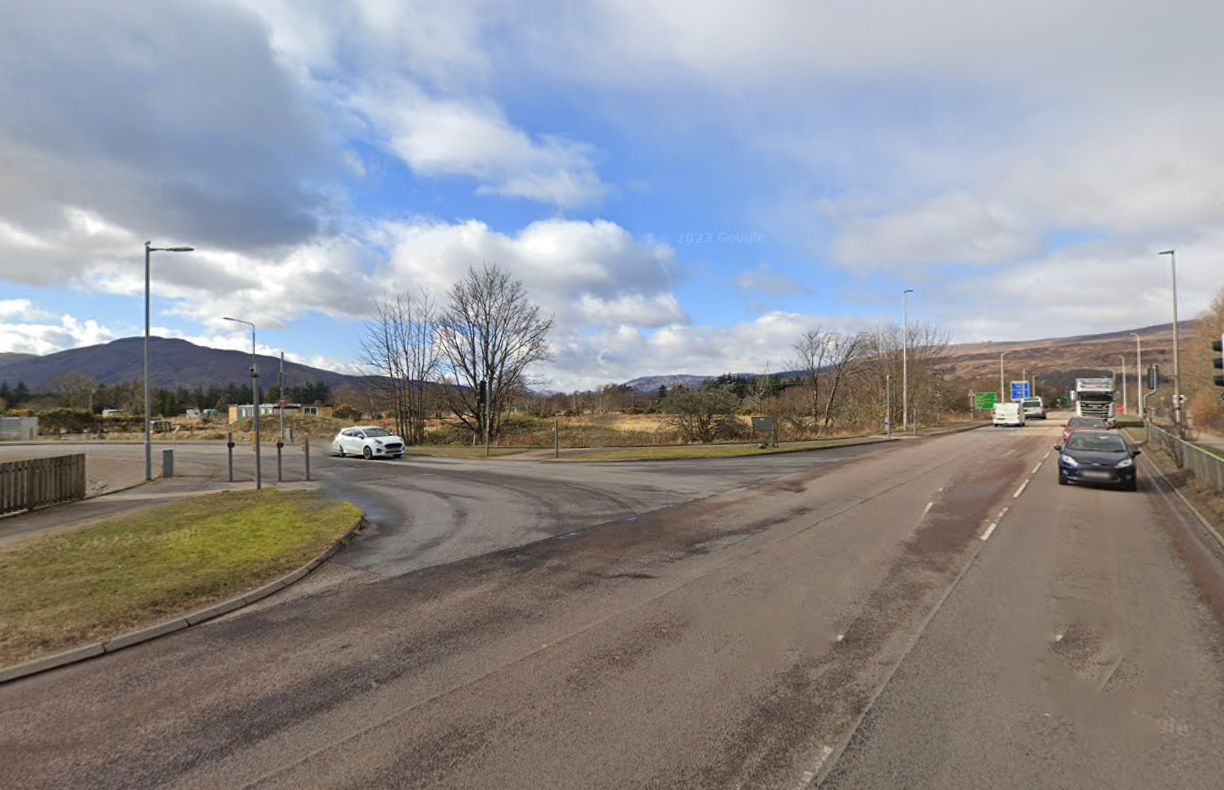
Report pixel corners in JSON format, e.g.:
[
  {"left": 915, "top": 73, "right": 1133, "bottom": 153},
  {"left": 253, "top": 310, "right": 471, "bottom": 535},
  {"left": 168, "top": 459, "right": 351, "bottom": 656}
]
[
  {"left": 0, "top": 337, "right": 358, "bottom": 391},
  {"left": 0, "top": 322, "right": 1190, "bottom": 395}
]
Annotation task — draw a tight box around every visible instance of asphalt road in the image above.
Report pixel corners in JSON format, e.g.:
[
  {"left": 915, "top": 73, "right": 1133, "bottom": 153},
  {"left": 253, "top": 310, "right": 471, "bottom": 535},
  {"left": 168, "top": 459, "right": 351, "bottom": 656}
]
[{"left": 4, "top": 423, "right": 1224, "bottom": 789}]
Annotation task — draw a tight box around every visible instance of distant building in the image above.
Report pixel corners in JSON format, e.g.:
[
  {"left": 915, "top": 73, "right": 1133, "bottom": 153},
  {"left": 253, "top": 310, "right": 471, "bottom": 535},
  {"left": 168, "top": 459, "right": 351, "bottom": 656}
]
[
  {"left": 0, "top": 416, "right": 38, "bottom": 441},
  {"left": 227, "top": 403, "right": 334, "bottom": 422}
]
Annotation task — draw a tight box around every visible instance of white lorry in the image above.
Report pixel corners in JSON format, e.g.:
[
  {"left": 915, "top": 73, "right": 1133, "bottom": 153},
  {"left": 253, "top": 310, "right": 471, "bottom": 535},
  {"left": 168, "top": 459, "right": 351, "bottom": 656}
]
[
  {"left": 993, "top": 401, "right": 1026, "bottom": 427},
  {"left": 1074, "top": 377, "right": 1116, "bottom": 422}
]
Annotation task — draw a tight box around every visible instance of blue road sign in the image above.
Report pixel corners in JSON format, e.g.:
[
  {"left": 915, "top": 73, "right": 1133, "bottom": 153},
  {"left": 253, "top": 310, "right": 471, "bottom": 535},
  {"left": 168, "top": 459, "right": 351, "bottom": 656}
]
[{"left": 1010, "top": 381, "right": 1031, "bottom": 401}]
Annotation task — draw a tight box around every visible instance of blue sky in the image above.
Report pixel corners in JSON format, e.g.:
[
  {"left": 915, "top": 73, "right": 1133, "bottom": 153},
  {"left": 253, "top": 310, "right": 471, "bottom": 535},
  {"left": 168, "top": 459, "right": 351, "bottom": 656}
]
[{"left": 1, "top": 0, "right": 1222, "bottom": 391}]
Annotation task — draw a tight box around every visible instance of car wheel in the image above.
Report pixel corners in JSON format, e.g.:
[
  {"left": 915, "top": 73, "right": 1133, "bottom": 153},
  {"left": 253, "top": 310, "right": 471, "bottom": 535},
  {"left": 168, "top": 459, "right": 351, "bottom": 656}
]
[
  {"left": 363, "top": 446, "right": 373, "bottom": 460},
  {"left": 333, "top": 443, "right": 344, "bottom": 457},
  {"left": 1058, "top": 473, "right": 1067, "bottom": 486},
  {"left": 1124, "top": 477, "right": 1137, "bottom": 492}
]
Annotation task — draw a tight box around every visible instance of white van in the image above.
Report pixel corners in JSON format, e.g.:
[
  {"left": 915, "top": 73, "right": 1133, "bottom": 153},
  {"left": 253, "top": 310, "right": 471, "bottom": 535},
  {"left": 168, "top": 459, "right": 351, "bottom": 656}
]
[
  {"left": 993, "top": 402, "right": 1026, "bottom": 427},
  {"left": 1021, "top": 396, "right": 1045, "bottom": 420}
]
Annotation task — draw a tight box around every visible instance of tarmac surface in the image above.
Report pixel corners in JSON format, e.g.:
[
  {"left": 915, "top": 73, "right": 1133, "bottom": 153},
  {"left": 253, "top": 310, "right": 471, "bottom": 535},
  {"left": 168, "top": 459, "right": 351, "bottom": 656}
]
[{"left": 4, "top": 421, "right": 1224, "bottom": 788}]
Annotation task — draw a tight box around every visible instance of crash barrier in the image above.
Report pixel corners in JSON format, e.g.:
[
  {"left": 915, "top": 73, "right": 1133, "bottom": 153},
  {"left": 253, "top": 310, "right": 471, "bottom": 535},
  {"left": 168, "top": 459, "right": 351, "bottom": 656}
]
[
  {"left": 0, "top": 454, "right": 87, "bottom": 516},
  {"left": 1147, "top": 423, "right": 1224, "bottom": 493}
]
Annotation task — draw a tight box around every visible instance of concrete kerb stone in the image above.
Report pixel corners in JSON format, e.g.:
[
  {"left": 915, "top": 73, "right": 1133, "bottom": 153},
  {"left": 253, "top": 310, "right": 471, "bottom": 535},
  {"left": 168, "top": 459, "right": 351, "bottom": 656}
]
[
  {"left": 0, "top": 514, "right": 366, "bottom": 686},
  {"left": 0, "top": 643, "right": 104, "bottom": 685}
]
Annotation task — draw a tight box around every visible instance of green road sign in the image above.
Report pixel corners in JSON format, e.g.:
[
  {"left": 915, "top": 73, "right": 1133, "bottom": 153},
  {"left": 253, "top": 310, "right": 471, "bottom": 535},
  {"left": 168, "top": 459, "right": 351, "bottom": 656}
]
[{"left": 975, "top": 392, "right": 997, "bottom": 409}]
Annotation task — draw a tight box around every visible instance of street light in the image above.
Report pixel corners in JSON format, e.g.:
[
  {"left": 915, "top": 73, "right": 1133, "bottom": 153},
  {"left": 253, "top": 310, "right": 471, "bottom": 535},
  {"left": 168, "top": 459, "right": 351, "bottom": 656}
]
[
  {"left": 144, "top": 241, "right": 194, "bottom": 482},
  {"left": 999, "top": 350, "right": 1008, "bottom": 404},
  {"left": 1128, "top": 331, "right": 1142, "bottom": 419},
  {"left": 1115, "top": 354, "right": 1127, "bottom": 415},
  {"left": 1158, "top": 250, "right": 1181, "bottom": 431},
  {"left": 902, "top": 288, "right": 914, "bottom": 431},
  {"left": 224, "top": 316, "right": 261, "bottom": 490}
]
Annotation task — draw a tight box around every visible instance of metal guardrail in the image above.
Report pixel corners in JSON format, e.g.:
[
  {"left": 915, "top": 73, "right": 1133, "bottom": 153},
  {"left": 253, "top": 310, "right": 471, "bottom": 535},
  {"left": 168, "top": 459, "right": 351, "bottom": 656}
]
[
  {"left": 0, "top": 454, "right": 87, "bottom": 516},
  {"left": 1146, "top": 423, "right": 1224, "bottom": 493}
]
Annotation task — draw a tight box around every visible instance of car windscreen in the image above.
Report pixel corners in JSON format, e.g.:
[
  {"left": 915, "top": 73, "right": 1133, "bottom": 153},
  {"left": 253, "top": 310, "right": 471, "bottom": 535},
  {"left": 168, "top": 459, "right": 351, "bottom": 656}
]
[
  {"left": 1068, "top": 417, "right": 1104, "bottom": 427},
  {"left": 1065, "top": 432, "right": 1126, "bottom": 452},
  {"left": 362, "top": 428, "right": 392, "bottom": 437}
]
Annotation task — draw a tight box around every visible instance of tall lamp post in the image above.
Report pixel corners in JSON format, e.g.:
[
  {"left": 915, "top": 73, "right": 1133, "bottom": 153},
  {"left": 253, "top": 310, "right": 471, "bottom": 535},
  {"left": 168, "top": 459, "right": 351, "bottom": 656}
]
[
  {"left": 1127, "top": 331, "right": 1142, "bottom": 418},
  {"left": 999, "top": 351, "right": 1008, "bottom": 404},
  {"left": 224, "top": 316, "right": 261, "bottom": 490},
  {"left": 144, "top": 241, "right": 194, "bottom": 482},
  {"left": 1115, "top": 354, "right": 1127, "bottom": 415},
  {"left": 902, "top": 288, "right": 914, "bottom": 431},
  {"left": 1158, "top": 250, "right": 1181, "bottom": 431}
]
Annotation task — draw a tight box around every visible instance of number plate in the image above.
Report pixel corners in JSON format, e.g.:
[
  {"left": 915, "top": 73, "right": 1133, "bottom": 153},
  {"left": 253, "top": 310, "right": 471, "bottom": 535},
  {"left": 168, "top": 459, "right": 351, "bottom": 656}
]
[{"left": 1081, "top": 471, "right": 1113, "bottom": 481}]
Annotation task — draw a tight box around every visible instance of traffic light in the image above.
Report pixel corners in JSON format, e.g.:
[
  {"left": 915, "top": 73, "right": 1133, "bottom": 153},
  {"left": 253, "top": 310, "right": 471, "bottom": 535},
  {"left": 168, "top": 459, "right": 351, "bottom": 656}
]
[{"left": 1214, "top": 333, "right": 1224, "bottom": 387}]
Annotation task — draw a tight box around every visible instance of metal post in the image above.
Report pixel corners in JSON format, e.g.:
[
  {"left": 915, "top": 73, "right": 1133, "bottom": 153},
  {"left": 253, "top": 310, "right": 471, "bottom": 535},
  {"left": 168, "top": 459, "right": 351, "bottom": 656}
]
[
  {"left": 227, "top": 431, "right": 234, "bottom": 482},
  {"left": 1129, "top": 332, "right": 1143, "bottom": 420},
  {"left": 886, "top": 373, "right": 893, "bottom": 438},
  {"left": 276, "top": 440, "right": 283, "bottom": 483},
  {"left": 144, "top": 242, "right": 151, "bottom": 482},
  {"left": 225, "top": 317, "right": 261, "bottom": 489},
  {"left": 554, "top": 419, "right": 559, "bottom": 459},
  {"left": 303, "top": 439, "right": 311, "bottom": 481},
  {"left": 143, "top": 242, "right": 193, "bottom": 481},
  {"left": 999, "top": 351, "right": 1007, "bottom": 404},
  {"left": 1159, "top": 250, "right": 1181, "bottom": 432},
  {"left": 902, "top": 288, "right": 913, "bottom": 432},
  {"left": 279, "top": 351, "right": 285, "bottom": 442},
  {"left": 1116, "top": 354, "right": 1127, "bottom": 415}
]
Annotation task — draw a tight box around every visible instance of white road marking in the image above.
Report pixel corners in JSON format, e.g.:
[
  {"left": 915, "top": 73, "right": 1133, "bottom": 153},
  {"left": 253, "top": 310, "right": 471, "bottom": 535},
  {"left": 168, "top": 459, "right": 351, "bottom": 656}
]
[
  {"left": 1032, "top": 463, "right": 1043, "bottom": 474},
  {"left": 1013, "top": 480, "right": 1030, "bottom": 498},
  {"left": 798, "top": 746, "right": 835, "bottom": 788},
  {"left": 922, "top": 502, "right": 934, "bottom": 516},
  {"left": 980, "top": 507, "right": 1009, "bottom": 541}
]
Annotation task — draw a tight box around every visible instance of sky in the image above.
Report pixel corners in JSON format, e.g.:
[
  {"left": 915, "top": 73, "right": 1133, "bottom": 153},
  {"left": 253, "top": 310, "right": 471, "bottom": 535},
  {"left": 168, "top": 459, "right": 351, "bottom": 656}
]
[{"left": 1, "top": 0, "right": 1222, "bottom": 392}]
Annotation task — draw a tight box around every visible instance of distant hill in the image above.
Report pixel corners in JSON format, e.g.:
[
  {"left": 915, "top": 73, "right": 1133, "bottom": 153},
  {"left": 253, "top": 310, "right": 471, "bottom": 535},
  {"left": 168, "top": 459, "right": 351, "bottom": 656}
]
[
  {"left": 623, "top": 374, "right": 728, "bottom": 393},
  {"left": 0, "top": 352, "right": 37, "bottom": 369},
  {"left": 0, "top": 337, "right": 358, "bottom": 390}
]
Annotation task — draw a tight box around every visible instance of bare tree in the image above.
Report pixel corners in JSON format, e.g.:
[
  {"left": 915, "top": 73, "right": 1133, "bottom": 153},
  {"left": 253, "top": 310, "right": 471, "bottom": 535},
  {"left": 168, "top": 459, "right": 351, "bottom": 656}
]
[
  {"left": 357, "top": 288, "right": 440, "bottom": 444},
  {"left": 436, "top": 263, "right": 555, "bottom": 440}
]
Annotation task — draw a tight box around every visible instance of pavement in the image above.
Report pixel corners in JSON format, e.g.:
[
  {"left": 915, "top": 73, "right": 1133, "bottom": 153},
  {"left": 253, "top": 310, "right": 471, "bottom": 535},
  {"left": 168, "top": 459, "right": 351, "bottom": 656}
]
[{"left": 5, "top": 421, "right": 1224, "bottom": 788}]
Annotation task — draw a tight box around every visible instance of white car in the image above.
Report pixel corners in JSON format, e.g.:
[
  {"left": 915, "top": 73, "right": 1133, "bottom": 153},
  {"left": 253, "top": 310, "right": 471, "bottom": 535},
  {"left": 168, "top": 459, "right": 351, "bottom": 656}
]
[{"left": 331, "top": 426, "right": 405, "bottom": 459}]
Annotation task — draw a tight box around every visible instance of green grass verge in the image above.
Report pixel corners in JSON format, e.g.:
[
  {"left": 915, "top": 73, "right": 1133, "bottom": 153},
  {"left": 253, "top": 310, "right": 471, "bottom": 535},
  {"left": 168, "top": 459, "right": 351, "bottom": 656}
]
[
  {"left": 0, "top": 489, "right": 361, "bottom": 668},
  {"left": 401, "top": 446, "right": 527, "bottom": 458}
]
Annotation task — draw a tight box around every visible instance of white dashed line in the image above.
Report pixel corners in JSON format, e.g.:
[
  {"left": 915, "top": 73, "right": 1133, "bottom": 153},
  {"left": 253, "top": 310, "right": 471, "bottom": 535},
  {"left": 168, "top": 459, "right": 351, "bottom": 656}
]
[
  {"left": 922, "top": 502, "right": 934, "bottom": 517},
  {"left": 1014, "top": 480, "right": 1030, "bottom": 498},
  {"left": 1032, "top": 463, "right": 1043, "bottom": 474},
  {"left": 980, "top": 507, "right": 1009, "bottom": 541}
]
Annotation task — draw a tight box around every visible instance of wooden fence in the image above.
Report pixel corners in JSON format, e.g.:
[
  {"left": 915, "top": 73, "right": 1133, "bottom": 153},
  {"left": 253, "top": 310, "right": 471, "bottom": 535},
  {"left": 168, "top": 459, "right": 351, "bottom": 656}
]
[{"left": 0, "top": 454, "right": 87, "bottom": 516}]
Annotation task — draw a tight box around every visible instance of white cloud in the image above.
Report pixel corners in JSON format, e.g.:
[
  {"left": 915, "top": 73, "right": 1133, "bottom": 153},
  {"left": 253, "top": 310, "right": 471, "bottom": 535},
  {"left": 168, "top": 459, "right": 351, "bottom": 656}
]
[
  {"left": 0, "top": 299, "right": 52, "bottom": 320},
  {"left": 734, "top": 263, "right": 813, "bottom": 297},
  {"left": 377, "top": 216, "right": 679, "bottom": 323},
  {"left": 352, "top": 88, "right": 606, "bottom": 208},
  {"left": 828, "top": 192, "right": 1041, "bottom": 270},
  {"left": 0, "top": 314, "right": 115, "bottom": 355}
]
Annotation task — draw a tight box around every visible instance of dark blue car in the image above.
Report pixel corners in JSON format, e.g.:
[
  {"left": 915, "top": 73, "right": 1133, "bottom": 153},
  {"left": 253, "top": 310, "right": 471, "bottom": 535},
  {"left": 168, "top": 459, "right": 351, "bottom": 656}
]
[{"left": 1055, "top": 429, "right": 1140, "bottom": 491}]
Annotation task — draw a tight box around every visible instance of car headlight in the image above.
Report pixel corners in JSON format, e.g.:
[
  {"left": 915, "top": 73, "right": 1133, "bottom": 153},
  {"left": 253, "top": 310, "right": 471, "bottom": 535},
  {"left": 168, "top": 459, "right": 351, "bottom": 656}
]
[
  {"left": 1116, "top": 458, "right": 1133, "bottom": 469},
  {"left": 373, "top": 439, "right": 384, "bottom": 445},
  {"left": 1061, "top": 454, "right": 1079, "bottom": 467}
]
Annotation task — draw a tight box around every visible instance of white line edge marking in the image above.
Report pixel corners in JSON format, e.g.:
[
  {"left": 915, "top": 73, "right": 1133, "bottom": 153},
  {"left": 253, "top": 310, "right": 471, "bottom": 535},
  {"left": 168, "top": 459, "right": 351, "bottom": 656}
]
[
  {"left": 980, "top": 507, "right": 1009, "bottom": 541},
  {"left": 800, "top": 746, "right": 835, "bottom": 787},
  {"left": 922, "top": 502, "right": 934, "bottom": 516},
  {"left": 1013, "top": 480, "right": 1029, "bottom": 498},
  {"left": 1032, "top": 463, "right": 1043, "bottom": 474}
]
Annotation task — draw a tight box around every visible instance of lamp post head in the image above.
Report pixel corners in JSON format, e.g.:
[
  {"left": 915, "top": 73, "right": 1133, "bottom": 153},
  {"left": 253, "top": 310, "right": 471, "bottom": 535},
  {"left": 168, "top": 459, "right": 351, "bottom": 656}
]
[{"left": 1159, "top": 249, "right": 1175, "bottom": 256}]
